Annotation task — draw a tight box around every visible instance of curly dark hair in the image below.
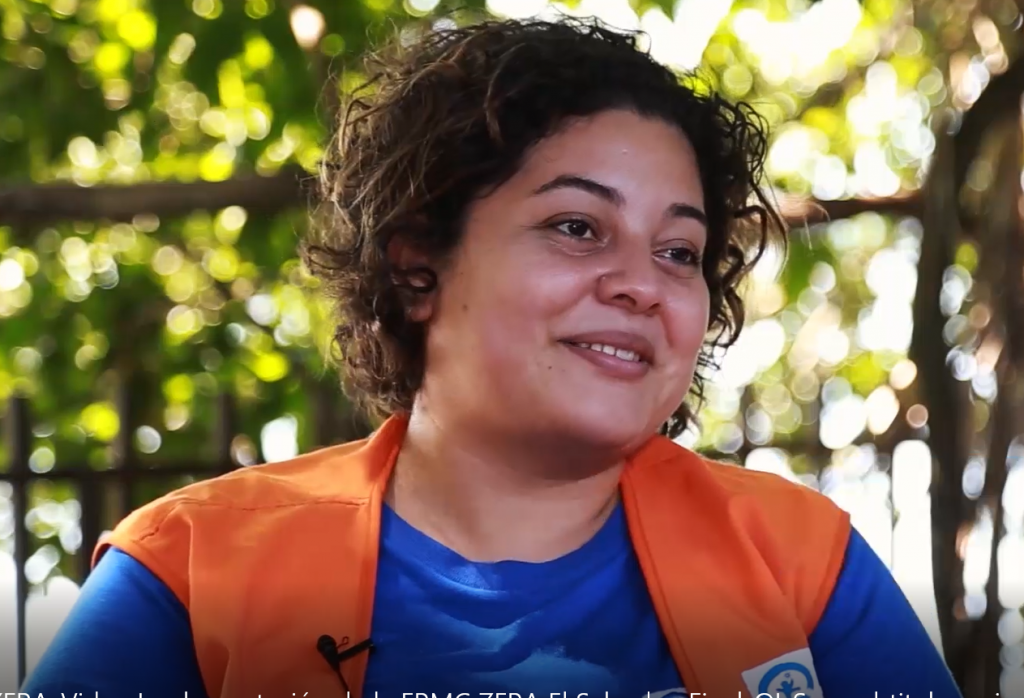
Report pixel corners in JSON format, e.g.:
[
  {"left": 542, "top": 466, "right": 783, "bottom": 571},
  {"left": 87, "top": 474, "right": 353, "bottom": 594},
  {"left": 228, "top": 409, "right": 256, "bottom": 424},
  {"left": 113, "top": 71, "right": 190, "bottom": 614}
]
[{"left": 303, "top": 15, "right": 786, "bottom": 439}]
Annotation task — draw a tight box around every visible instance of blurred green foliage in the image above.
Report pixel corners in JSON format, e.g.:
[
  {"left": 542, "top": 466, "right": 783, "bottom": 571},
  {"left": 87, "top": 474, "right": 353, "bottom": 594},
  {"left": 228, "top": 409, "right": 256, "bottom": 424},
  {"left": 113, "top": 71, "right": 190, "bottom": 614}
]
[{"left": 0, "top": 0, "right": 1020, "bottom": 596}]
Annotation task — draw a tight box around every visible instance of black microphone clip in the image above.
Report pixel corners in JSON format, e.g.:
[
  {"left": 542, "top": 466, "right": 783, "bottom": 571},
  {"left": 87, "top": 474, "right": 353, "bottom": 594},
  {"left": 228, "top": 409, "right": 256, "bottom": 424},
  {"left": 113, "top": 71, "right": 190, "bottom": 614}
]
[
  {"left": 317, "top": 635, "right": 342, "bottom": 670},
  {"left": 316, "top": 634, "right": 375, "bottom": 693}
]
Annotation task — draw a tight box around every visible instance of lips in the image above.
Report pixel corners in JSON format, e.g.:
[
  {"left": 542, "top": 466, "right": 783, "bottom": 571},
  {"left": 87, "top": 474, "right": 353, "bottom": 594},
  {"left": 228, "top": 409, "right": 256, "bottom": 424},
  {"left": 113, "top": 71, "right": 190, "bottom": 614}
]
[
  {"left": 558, "top": 330, "right": 656, "bottom": 365},
  {"left": 567, "top": 341, "right": 643, "bottom": 363}
]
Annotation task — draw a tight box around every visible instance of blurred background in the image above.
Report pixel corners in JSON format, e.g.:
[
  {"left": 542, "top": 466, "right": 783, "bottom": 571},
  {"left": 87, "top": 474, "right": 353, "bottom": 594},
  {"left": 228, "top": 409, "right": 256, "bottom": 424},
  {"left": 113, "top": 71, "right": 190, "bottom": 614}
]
[{"left": 0, "top": 0, "right": 1022, "bottom": 694}]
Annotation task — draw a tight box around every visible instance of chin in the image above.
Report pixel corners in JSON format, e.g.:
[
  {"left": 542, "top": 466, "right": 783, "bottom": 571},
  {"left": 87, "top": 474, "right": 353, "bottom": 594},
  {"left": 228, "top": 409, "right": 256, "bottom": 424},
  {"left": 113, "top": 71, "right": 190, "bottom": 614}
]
[{"left": 549, "top": 402, "right": 663, "bottom": 455}]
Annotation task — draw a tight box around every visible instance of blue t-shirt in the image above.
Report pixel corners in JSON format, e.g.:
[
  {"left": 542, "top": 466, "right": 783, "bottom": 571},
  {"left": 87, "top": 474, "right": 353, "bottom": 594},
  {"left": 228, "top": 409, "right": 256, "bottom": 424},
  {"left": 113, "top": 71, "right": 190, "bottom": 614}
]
[{"left": 21, "top": 503, "right": 961, "bottom": 698}]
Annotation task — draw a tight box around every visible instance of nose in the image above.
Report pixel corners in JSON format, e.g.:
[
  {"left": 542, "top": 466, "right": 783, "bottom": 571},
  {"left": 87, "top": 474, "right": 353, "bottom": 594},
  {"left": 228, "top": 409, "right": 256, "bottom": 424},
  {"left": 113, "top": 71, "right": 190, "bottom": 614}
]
[{"left": 595, "top": 246, "right": 662, "bottom": 316}]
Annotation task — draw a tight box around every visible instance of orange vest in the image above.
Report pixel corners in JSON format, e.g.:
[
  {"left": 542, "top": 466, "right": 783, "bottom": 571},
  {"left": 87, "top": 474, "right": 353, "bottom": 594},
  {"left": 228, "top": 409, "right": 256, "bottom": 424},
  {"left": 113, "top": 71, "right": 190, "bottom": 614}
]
[{"left": 94, "top": 414, "right": 850, "bottom": 698}]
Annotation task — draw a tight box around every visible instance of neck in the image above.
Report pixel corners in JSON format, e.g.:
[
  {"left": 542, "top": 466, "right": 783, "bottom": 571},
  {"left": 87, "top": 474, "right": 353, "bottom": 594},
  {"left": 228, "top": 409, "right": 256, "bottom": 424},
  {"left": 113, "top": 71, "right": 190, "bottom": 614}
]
[{"left": 385, "top": 405, "right": 625, "bottom": 564}]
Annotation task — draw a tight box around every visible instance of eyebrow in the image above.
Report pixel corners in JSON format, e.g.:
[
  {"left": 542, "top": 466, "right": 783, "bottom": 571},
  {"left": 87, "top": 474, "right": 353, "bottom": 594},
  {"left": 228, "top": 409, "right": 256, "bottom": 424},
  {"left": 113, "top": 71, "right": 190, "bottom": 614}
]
[{"left": 531, "top": 174, "right": 708, "bottom": 227}]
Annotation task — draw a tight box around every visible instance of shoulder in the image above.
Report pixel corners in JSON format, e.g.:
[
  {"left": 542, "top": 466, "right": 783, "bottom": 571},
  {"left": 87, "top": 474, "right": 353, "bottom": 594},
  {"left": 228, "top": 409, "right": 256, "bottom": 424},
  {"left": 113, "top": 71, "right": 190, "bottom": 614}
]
[
  {"left": 629, "top": 437, "right": 852, "bottom": 632},
  {"left": 703, "top": 454, "right": 846, "bottom": 524},
  {"left": 637, "top": 435, "right": 847, "bottom": 528},
  {"left": 703, "top": 452, "right": 852, "bottom": 631},
  {"left": 92, "top": 436, "right": 376, "bottom": 602},
  {"left": 810, "top": 529, "right": 961, "bottom": 696},
  {"left": 22, "top": 547, "right": 208, "bottom": 697},
  {"left": 701, "top": 449, "right": 850, "bottom": 556},
  {"left": 113, "top": 436, "right": 374, "bottom": 529}
]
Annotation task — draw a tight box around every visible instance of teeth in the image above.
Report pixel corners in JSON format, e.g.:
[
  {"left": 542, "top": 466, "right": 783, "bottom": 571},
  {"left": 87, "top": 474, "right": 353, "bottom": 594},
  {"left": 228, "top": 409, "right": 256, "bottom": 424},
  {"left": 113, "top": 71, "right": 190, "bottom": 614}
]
[
  {"left": 570, "top": 342, "right": 642, "bottom": 363},
  {"left": 615, "top": 348, "right": 640, "bottom": 362}
]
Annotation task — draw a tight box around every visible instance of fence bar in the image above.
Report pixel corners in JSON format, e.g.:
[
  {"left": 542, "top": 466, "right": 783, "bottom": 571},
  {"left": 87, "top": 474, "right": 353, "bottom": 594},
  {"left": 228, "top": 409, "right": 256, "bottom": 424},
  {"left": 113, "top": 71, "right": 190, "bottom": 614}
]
[
  {"left": 215, "top": 392, "right": 237, "bottom": 474},
  {"left": 77, "top": 474, "right": 102, "bottom": 582},
  {"left": 114, "top": 377, "right": 138, "bottom": 521},
  {"left": 0, "top": 463, "right": 232, "bottom": 483},
  {"left": 7, "top": 395, "right": 31, "bottom": 686},
  {"left": 0, "top": 390, "right": 257, "bottom": 683},
  {"left": 312, "top": 379, "right": 334, "bottom": 448}
]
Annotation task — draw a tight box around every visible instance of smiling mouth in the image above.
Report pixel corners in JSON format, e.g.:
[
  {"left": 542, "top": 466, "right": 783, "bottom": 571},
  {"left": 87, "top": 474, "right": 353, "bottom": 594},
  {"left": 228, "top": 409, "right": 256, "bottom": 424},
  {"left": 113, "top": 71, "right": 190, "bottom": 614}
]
[{"left": 562, "top": 341, "right": 646, "bottom": 364}]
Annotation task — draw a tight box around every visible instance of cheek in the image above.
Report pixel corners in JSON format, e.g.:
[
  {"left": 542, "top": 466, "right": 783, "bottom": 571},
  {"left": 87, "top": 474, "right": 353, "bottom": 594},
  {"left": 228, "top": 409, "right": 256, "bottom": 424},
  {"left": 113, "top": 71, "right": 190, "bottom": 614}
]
[
  {"left": 436, "top": 254, "right": 584, "bottom": 364},
  {"left": 468, "top": 248, "right": 589, "bottom": 325},
  {"left": 664, "top": 284, "right": 711, "bottom": 362}
]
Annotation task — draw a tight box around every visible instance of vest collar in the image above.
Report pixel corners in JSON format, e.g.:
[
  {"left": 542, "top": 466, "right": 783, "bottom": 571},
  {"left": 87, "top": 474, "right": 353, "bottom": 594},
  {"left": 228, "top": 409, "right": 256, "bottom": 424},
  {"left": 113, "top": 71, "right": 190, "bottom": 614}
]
[{"left": 335, "top": 414, "right": 810, "bottom": 698}]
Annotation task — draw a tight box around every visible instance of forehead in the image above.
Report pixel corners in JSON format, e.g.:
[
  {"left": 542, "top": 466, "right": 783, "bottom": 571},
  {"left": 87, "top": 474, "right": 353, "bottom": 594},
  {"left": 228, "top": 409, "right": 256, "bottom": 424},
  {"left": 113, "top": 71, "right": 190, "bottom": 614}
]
[{"left": 510, "top": 109, "right": 703, "bottom": 198}]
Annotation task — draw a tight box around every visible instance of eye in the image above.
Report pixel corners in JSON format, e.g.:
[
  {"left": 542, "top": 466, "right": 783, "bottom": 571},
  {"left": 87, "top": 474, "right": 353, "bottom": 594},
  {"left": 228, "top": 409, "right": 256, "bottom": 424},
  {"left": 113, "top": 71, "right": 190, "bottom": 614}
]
[
  {"left": 553, "top": 218, "right": 596, "bottom": 240},
  {"left": 657, "top": 246, "right": 703, "bottom": 267}
]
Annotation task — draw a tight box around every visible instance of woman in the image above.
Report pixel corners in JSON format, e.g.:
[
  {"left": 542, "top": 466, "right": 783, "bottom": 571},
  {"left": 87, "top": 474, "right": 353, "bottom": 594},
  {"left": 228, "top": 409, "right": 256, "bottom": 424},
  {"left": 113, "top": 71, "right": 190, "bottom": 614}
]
[{"left": 24, "top": 16, "right": 960, "bottom": 698}]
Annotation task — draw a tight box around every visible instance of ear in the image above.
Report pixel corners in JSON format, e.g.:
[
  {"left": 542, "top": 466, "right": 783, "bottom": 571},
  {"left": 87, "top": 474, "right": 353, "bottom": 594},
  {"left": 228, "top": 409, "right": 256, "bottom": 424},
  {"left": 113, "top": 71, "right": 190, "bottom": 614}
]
[{"left": 386, "top": 234, "right": 437, "bottom": 323}]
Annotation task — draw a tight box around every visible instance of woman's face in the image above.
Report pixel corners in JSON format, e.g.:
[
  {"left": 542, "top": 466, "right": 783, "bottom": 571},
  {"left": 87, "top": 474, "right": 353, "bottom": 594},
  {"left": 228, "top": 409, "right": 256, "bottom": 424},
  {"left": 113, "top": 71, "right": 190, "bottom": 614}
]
[{"left": 414, "top": 109, "right": 710, "bottom": 455}]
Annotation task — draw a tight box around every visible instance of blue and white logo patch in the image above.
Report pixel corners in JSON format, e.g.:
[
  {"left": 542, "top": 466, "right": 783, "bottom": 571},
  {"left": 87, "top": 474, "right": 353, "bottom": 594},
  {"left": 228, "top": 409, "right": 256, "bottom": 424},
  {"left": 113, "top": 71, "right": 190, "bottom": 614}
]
[{"left": 740, "top": 648, "right": 823, "bottom": 698}]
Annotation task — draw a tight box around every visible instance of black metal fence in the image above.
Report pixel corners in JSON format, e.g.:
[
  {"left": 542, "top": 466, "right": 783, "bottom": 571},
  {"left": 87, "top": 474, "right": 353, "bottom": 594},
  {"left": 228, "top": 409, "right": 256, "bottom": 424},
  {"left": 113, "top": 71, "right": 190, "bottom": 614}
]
[{"left": 2, "top": 388, "right": 246, "bottom": 685}]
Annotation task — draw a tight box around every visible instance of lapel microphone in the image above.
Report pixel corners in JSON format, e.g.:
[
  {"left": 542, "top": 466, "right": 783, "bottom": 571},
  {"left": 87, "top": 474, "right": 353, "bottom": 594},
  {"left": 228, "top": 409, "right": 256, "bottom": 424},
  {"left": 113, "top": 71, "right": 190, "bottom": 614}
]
[{"left": 317, "top": 634, "right": 376, "bottom": 695}]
